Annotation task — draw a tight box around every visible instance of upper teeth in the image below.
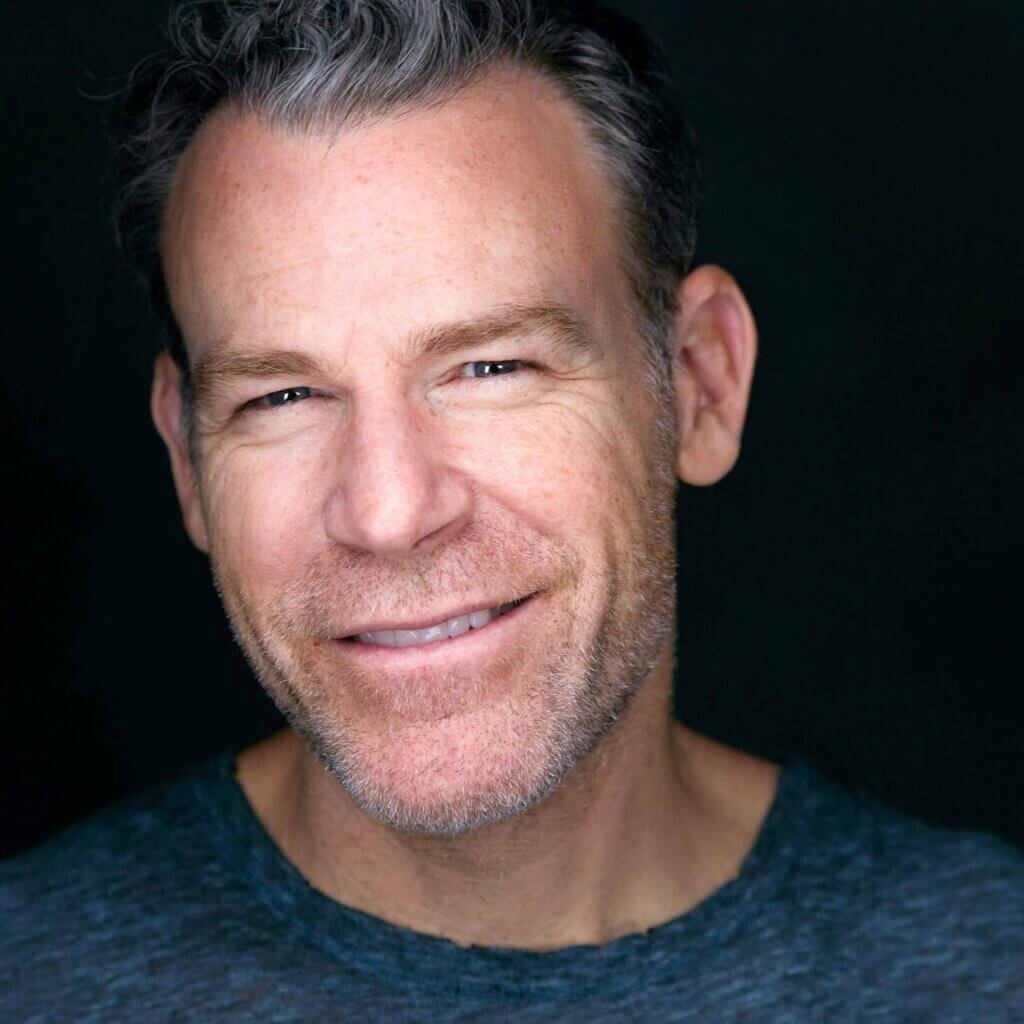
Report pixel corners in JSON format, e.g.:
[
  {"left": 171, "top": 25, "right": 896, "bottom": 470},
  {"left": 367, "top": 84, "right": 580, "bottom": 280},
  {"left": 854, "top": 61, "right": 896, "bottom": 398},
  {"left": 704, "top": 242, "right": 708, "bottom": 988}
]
[{"left": 355, "top": 599, "right": 523, "bottom": 647}]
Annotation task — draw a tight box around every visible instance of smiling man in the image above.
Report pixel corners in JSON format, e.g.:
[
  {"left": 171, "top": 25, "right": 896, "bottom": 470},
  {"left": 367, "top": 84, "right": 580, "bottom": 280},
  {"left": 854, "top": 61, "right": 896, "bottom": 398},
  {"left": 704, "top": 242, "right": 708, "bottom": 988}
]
[{"left": 2, "top": 1, "right": 1022, "bottom": 1021}]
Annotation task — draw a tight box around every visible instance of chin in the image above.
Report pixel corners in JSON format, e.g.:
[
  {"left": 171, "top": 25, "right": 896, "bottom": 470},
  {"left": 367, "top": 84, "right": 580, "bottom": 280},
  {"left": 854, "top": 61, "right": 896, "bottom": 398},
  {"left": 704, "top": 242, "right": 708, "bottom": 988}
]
[{"left": 296, "top": 688, "right": 576, "bottom": 837}]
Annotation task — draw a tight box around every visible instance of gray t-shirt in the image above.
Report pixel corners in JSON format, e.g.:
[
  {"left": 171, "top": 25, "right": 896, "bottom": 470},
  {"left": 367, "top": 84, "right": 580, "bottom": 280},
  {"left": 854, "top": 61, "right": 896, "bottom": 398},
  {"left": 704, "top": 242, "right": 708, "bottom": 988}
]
[{"left": 2, "top": 748, "right": 1022, "bottom": 1022}]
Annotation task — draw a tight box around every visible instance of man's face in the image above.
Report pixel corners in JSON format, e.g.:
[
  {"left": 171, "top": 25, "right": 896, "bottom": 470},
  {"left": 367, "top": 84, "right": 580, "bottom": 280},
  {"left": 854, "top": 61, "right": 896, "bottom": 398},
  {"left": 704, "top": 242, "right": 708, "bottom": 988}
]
[{"left": 161, "top": 69, "right": 680, "bottom": 836}]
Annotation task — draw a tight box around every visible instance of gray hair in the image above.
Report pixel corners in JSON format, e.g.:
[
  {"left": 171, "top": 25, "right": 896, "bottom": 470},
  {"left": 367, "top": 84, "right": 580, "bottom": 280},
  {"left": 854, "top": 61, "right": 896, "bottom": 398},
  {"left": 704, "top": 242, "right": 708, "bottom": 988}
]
[{"left": 114, "top": 0, "right": 699, "bottom": 397}]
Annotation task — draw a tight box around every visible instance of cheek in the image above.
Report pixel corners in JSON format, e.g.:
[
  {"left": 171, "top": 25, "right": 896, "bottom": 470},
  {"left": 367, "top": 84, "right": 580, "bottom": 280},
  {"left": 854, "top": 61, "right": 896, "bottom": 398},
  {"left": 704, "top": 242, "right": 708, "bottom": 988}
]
[
  {"left": 197, "top": 385, "right": 658, "bottom": 586},
  {"left": 201, "top": 446, "right": 328, "bottom": 587},
  {"left": 453, "top": 397, "right": 650, "bottom": 568}
]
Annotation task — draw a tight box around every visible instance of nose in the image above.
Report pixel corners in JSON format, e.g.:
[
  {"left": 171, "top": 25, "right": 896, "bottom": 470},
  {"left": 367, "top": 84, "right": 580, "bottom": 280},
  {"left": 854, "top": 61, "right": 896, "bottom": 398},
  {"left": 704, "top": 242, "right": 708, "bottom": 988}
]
[{"left": 323, "top": 394, "right": 474, "bottom": 558}]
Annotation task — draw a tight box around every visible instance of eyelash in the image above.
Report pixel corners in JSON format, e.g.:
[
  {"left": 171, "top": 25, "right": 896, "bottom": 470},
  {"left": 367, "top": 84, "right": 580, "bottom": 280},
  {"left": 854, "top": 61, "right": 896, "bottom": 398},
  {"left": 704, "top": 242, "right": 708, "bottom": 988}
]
[{"left": 246, "top": 360, "right": 530, "bottom": 411}]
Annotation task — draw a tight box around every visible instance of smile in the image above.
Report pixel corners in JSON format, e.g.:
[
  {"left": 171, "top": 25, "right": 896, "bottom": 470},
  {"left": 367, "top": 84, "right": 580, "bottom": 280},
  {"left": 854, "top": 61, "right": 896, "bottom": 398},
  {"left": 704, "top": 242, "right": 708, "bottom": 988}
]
[
  {"left": 341, "top": 594, "right": 535, "bottom": 649},
  {"left": 348, "top": 593, "right": 528, "bottom": 647}
]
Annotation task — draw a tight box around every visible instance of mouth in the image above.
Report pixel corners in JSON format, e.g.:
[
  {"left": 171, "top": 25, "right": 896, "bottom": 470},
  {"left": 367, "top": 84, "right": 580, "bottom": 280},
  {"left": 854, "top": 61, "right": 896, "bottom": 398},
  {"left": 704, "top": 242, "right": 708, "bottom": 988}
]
[{"left": 336, "top": 592, "right": 540, "bottom": 652}]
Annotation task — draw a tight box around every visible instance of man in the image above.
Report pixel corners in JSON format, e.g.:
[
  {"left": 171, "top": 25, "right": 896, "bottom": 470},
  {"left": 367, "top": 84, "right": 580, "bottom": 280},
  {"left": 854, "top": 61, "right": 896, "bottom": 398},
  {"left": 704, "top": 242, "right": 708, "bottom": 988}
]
[{"left": 2, "top": 0, "right": 1021, "bottom": 1019}]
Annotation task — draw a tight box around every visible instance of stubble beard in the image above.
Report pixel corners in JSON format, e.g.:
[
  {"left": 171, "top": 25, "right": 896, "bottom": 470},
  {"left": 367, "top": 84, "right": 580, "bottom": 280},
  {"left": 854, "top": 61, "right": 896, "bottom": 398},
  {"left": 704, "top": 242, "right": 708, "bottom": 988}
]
[{"left": 209, "top": 388, "right": 680, "bottom": 838}]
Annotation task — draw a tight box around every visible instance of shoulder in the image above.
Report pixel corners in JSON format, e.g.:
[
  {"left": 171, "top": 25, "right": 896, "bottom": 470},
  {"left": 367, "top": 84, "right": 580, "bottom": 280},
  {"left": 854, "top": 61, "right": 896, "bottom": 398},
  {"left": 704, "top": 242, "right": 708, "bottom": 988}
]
[
  {"left": 2, "top": 755, "right": 224, "bottom": 901},
  {"left": 0, "top": 754, "right": 241, "bottom": 996},
  {"left": 769, "top": 761, "right": 1024, "bottom": 1010},
  {"left": 789, "top": 761, "right": 1024, "bottom": 906}
]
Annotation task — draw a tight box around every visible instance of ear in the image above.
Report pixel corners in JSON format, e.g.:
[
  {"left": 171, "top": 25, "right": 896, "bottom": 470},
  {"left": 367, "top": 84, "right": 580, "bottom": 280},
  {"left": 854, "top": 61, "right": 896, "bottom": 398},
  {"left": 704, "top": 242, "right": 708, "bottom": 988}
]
[
  {"left": 151, "top": 351, "right": 210, "bottom": 552},
  {"left": 672, "top": 265, "right": 758, "bottom": 486}
]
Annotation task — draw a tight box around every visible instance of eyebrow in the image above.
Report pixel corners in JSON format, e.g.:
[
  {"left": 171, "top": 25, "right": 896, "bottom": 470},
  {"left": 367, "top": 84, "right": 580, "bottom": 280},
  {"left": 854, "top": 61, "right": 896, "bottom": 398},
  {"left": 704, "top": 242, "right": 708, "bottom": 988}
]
[
  {"left": 190, "top": 302, "right": 599, "bottom": 408},
  {"left": 396, "top": 302, "right": 597, "bottom": 366},
  {"left": 191, "top": 350, "right": 322, "bottom": 409}
]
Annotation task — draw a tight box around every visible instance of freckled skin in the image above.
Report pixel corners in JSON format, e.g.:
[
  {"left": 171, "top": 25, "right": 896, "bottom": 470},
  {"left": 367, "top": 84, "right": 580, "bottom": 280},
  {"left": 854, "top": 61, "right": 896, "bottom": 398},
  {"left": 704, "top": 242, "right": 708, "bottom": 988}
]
[
  {"left": 161, "top": 67, "right": 681, "bottom": 836},
  {"left": 153, "top": 61, "right": 774, "bottom": 942}
]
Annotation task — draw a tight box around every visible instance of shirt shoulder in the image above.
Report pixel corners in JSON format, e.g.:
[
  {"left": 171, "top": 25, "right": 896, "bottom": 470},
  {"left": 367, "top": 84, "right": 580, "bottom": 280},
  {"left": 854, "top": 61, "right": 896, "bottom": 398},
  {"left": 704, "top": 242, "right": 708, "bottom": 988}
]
[
  {"left": 1, "top": 758, "right": 223, "bottom": 923},
  {"left": 0, "top": 754, "right": 264, "bottom": 1019},
  {"left": 766, "top": 762, "right": 1024, "bottom": 1014},
  {"left": 793, "top": 763, "right": 1024, "bottom": 913}
]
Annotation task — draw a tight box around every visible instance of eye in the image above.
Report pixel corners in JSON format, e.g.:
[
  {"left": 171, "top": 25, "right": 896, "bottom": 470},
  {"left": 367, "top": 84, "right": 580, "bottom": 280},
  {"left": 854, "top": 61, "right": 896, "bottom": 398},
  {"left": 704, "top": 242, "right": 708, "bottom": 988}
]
[
  {"left": 458, "top": 360, "right": 524, "bottom": 379},
  {"left": 250, "top": 386, "right": 315, "bottom": 410}
]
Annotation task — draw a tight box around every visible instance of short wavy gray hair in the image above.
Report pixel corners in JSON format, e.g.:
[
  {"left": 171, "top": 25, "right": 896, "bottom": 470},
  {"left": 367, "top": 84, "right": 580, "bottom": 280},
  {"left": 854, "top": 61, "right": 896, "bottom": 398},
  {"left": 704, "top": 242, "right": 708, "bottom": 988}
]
[{"left": 114, "top": 0, "right": 699, "bottom": 388}]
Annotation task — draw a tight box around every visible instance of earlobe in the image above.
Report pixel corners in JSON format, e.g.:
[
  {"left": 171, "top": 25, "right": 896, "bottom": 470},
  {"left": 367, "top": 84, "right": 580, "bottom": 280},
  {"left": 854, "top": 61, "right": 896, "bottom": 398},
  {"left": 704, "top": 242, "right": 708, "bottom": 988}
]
[
  {"left": 672, "top": 265, "right": 758, "bottom": 486},
  {"left": 150, "top": 351, "right": 210, "bottom": 552}
]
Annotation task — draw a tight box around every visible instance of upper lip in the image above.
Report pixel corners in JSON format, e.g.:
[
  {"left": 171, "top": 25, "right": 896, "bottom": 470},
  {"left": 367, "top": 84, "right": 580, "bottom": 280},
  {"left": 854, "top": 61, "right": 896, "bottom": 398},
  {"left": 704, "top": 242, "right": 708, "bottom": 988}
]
[{"left": 340, "top": 593, "right": 535, "bottom": 637}]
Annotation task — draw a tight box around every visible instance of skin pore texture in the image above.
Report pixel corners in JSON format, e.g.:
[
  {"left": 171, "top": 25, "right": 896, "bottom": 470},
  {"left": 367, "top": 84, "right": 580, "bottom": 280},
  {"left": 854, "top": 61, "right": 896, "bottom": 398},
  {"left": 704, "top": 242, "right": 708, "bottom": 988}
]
[{"left": 152, "top": 66, "right": 780, "bottom": 951}]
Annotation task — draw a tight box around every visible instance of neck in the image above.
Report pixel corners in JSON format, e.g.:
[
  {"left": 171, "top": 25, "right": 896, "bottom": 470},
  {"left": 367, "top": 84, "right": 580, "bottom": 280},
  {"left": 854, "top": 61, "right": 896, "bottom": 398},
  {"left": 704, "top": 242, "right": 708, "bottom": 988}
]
[{"left": 236, "top": 649, "right": 780, "bottom": 951}]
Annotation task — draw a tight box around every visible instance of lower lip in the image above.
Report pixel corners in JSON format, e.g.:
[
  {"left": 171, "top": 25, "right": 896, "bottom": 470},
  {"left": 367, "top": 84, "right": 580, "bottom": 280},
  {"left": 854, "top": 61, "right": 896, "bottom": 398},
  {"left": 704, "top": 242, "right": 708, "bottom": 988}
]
[{"left": 333, "top": 593, "right": 542, "bottom": 665}]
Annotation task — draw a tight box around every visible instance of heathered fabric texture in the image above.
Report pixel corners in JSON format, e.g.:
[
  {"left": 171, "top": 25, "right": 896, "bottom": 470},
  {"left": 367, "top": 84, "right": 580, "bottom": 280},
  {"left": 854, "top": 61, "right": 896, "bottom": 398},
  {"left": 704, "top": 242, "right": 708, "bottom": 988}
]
[{"left": 2, "top": 749, "right": 1022, "bottom": 1022}]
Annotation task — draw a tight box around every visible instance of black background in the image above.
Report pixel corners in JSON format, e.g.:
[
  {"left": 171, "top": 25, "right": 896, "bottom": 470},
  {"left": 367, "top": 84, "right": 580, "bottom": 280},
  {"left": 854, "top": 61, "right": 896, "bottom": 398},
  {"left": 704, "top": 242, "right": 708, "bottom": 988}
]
[{"left": 2, "top": 1, "right": 1021, "bottom": 858}]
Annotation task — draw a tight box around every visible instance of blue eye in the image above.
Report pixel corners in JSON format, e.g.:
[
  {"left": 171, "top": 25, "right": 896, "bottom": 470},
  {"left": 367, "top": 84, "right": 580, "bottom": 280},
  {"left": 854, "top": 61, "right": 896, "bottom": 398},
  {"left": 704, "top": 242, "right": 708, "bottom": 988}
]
[
  {"left": 459, "top": 360, "right": 523, "bottom": 379},
  {"left": 260, "top": 387, "right": 313, "bottom": 408}
]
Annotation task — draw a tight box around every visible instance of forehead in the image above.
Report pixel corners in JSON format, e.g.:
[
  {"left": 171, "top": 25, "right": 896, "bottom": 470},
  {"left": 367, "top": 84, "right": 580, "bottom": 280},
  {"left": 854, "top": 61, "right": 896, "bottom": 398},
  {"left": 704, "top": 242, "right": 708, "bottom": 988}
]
[{"left": 160, "top": 67, "right": 633, "bottom": 358}]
